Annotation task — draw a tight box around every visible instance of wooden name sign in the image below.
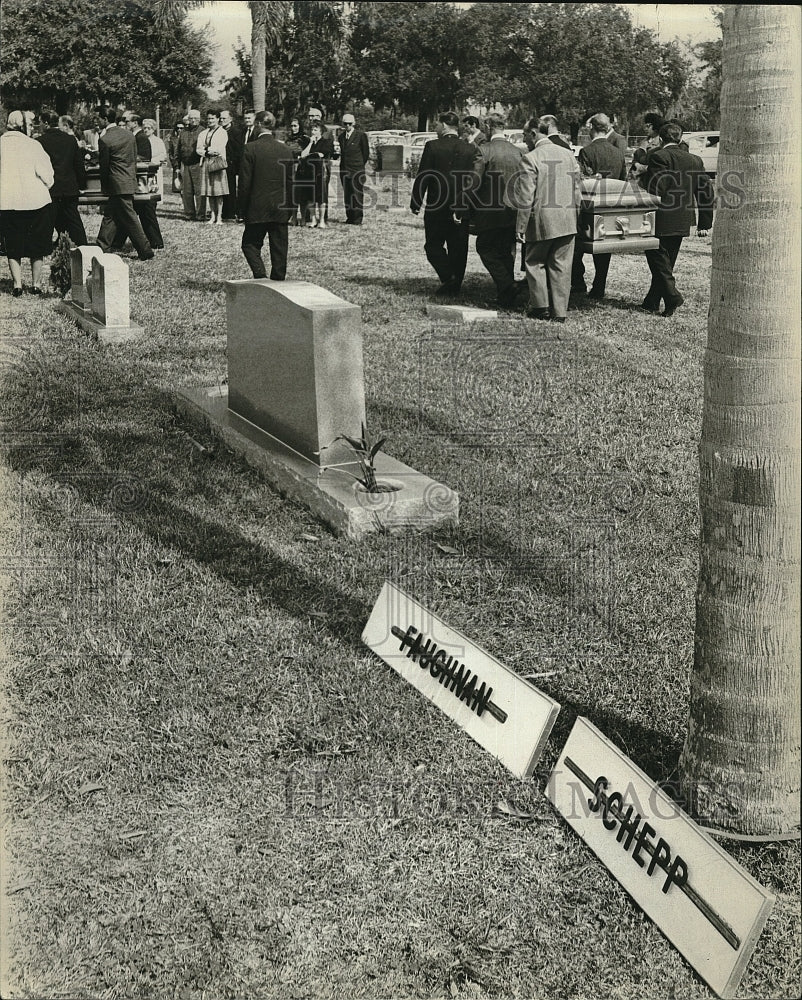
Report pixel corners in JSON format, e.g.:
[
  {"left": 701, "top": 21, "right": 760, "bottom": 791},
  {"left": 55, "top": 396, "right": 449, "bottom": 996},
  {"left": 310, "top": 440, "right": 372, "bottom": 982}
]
[
  {"left": 362, "top": 581, "right": 560, "bottom": 779},
  {"left": 546, "top": 717, "right": 775, "bottom": 998}
]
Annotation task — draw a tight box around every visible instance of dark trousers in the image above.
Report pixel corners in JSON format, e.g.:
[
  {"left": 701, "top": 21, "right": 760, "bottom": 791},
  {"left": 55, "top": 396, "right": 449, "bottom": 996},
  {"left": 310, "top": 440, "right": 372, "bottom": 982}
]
[
  {"left": 475, "top": 225, "right": 516, "bottom": 298},
  {"left": 222, "top": 165, "right": 238, "bottom": 218},
  {"left": 340, "top": 169, "right": 366, "bottom": 223},
  {"left": 323, "top": 161, "right": 332, "bottom": 221},
  {"left": 134, "top": 201, "right": 164, "bottom": 249},
  {"left": 242, "top": 222, "right": 288, "bottom": 280},
  {"left": 423, "top": 211, "right": 469, "bottom": 287},
  {"left": 643, "top": 235, "right": 683, "bottom": 309},
  {"left": 51, "top": 197, "right": 87, "bottom": 246},
  {"left": 571, "top": 247, "right": 611, "bottom": 294},
  {"left": 97, "top": 195, "right": 152, "bottom": 257}
]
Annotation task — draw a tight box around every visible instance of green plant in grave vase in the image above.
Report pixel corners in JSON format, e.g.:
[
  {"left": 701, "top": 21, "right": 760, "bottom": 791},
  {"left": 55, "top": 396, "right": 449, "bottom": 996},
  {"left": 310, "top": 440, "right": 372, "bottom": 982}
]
[{"left": 326, "top": 423, "right": 397, "bottom": 494}]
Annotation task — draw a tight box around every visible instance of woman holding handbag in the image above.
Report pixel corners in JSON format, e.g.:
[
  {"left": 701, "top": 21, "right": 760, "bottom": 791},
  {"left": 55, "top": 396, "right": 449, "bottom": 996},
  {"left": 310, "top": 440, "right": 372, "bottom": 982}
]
[
  {"left": 298, "top": 123, "right": 333, "bottom": 229},
  {"left": 197, "top": 108, "right": 229, "bottom": 224}
]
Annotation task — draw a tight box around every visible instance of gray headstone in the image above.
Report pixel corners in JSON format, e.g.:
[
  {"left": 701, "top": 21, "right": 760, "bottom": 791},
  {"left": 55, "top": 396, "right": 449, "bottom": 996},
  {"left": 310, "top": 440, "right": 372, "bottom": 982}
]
[
  {"left": 70, "top": 246, "right": 103, "bottom": 309},
  {"left": 89, "top": 255, "right": 130, "bottom": 328},
  {"left": 226, "top": 279, "right": 366, "bottom": 467}
]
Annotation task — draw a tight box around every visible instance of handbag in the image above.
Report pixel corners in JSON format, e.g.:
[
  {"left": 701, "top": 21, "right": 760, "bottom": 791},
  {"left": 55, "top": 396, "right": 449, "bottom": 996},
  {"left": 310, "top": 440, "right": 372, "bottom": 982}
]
[
  {"left": 205, "top": 126, "right": 227, "bottom": 173},
  {"left": 206, "top": 152, "right": 227, "bottom": 174}
]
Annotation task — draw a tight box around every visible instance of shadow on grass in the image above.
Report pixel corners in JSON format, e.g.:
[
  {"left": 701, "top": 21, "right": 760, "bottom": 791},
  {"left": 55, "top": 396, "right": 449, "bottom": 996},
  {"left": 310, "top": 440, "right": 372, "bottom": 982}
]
[
  {"left": 8, "top": 406, "right": 370, "bottom": 652},
  {"left": 178, "top": 278, "right": 229, "bottom": 294}
]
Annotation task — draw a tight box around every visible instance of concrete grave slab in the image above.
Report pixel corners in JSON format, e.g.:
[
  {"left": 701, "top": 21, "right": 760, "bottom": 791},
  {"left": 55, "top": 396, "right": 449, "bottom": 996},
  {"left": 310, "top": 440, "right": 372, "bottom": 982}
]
[
  {"left": 175, "top": 279, "right": 458, "bottom": 538},
  {"left": 173, "top": 386, "right": 458, "bottom": 539},
  {"left": 426, "top": 304, "right": 499, "bottom": 323}
]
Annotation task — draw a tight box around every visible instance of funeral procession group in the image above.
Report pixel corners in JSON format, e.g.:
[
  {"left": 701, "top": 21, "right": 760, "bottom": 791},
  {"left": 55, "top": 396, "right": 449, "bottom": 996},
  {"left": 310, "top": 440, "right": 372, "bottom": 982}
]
[{"left": 1, "top": 101, "right": 712, "bottom": 319}]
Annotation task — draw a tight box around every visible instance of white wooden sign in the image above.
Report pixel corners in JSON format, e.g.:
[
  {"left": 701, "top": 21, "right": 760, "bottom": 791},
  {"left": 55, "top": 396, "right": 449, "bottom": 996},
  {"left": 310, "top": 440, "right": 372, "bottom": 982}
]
[
  {"left": 546, "top": 717, "right": 775, "bottom": 999},
  {"left": 362, "top": 581, "right": 560, "bottom": 779}
]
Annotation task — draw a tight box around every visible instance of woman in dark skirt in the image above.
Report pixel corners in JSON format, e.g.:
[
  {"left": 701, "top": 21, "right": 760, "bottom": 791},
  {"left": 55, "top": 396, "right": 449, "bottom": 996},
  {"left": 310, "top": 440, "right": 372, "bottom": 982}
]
[
  {"left": 0, "top": 110, "right": 55, "bottom": 295},
  {"left": 296, "top": 123, "right": 334, "bottom": 229}
]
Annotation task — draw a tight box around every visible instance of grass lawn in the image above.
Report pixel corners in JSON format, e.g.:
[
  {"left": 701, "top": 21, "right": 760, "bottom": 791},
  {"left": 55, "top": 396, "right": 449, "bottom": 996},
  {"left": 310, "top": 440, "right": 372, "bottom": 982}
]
[{"left": 1, "top": 177, "right": 799, "bottom": 1000}]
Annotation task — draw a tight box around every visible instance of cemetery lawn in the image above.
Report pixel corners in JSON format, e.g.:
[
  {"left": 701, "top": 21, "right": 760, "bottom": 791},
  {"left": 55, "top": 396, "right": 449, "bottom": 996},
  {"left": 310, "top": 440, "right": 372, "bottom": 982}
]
[{"left": 1, "top": 181, "right": 799, "bottom": 1000}]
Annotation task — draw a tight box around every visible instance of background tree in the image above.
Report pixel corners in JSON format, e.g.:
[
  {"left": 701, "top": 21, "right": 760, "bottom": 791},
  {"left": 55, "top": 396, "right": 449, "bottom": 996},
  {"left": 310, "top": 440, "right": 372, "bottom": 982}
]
[
  {"left": 157, "top": 1, "right": 338, "bottom": 113},
  {"left": 0, "top": 0, "right": 212, "bottom": 113},
  {"left": 692, "top": 7, "right": 724, "bottom": 128},
  {"left": 679, "top": 4, "right": 800, "bottom": 837},
  {"left": 346, "top": 1, "right": 470, "bottom": 131},
  {"left": 499, "top": 3, "right": 688, "bottom": 140}
]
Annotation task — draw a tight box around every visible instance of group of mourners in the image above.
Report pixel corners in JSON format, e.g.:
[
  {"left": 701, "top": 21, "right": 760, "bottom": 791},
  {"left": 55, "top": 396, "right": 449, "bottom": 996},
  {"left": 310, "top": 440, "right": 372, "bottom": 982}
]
[
  {"left": 1, "top": 100, "right": 712, "bottom": 317},
  {"left": 167, "top": 106, "right": 369, "bottom": 231},
  {"left": 411, "top": 109, "right": 714, "bottom": 320},
  {"left": 0, "top": 105, "right": 170, "bottom": 293}
]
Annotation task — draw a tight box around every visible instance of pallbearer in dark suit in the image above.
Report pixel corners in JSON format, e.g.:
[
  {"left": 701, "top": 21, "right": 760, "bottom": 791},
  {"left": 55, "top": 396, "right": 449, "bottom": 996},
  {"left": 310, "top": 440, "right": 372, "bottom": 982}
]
[
  {"left": 641, "top": 121, "right": 713, "bottom": 316},
  {"left": 571, "top": 114, "right": 628, "bottom": 299},
  {"left": 337, "top": 113, "right": 370, "bottom": 225},
  {"left": 95, "top": 109, "right": 153, "bottom": 260},
  {"left": 410, "top": 111, "right": 476, "bottom": 296},
  {"left": 220, "top": 109, "right": 244, "bottom": 220},
  {"left": 238, "top": 112, "right": 295, "bottom": 280},
  {"left": 466, "top": 114, "right": 523, "bottom": 307},
  {"left": 36, "top": 111, "right": 87, "bottom": 246}
]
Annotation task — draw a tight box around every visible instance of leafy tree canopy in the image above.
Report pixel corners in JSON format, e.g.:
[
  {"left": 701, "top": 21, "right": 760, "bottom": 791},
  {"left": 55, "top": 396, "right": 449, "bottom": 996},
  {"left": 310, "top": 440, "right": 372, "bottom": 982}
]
[
  {"left": 0, "top": 0, "right": 213, "bottom": 114},
  {"left": 341, "top": 1, "right": 689, "bottom": 134},
  {"left": 346, "top": 1, "right": 471, "bottom": 131}
]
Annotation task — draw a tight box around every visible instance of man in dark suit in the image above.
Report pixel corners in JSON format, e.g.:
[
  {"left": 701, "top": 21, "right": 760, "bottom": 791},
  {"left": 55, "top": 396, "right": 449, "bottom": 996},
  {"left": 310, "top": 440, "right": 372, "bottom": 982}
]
[
  {"left": 238, "top": 111, "right": 295, "bottom": 280},
  {"left": 571, "top": 113, "right": 628, "bottom": 299},
  {"left": 220, "top": 109, "right": 244, "bottom": 220},
  {"left": 337, "top": 113, "right": 370, "bottom": 225},
  {"left": 95, "top": 109, "right": 153, "bottom": 260},
  {"left": 410, "top": 111, "right": 476, "bottom": 296},
  {"left": 466, "top": 114, "right": 523, "bottom": 307},
  {"left": 37, "top": 111, "right": 88, "bottom": 246},
  {"left": 642, "top": 121, "right": 713, "bottom": 316}
]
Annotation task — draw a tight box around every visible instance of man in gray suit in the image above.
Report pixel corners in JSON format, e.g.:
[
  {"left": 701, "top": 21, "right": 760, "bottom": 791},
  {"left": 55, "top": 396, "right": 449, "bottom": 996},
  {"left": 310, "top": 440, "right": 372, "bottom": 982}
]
[
  {"left": 467, "top": 114, "right": 523, "bottom": 307},
  {"left": 95, "top": 108, "right": 153, "bottom": 260},
  {"left": 505, "top": 115, "right": 580, "bottom": 322}
]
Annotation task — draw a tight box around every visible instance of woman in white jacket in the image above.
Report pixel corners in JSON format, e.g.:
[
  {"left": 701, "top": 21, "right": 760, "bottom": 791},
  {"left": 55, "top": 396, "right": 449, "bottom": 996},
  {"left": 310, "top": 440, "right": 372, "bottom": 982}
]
[
  {"left": 197, "top": 108, "right": 229, "bottom": 225},
  {"left": 0, "top": 110, "right": 55, "bottom": 296}
]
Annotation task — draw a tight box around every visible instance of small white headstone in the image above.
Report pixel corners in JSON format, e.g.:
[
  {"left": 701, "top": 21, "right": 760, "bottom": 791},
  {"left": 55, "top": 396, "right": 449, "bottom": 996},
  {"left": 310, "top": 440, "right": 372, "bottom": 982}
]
[
  {"left": 90, "top": 254, "right": 130, "bottom": 328},
  {"left": 70, "top": 246, "right": 103, "bottom": 310}
]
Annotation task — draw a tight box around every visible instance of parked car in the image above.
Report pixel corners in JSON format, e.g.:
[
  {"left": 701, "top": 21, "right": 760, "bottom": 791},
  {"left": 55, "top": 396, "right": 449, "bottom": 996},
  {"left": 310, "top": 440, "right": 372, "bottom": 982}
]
[
  {"left": 682, "top": 131, "right": 720, "bottom": 175},
  {"left": 407, "top": 132, "right": 437, "bottom": 150}
]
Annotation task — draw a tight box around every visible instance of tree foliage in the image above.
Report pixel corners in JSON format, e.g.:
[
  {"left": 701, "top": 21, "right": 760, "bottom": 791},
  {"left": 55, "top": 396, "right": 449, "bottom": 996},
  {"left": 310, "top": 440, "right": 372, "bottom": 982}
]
[
  {"left": 346, "top": 1, "right": 471, "bottom": 131},
  {"left": 340, "top": 1, "right": 689, "bottom": 134},
  {"left": 495, "top": 4, "right": 688, "bottom": 135},
  {"left": 0, "top": 0, "right": 213, "bottom": 113}
]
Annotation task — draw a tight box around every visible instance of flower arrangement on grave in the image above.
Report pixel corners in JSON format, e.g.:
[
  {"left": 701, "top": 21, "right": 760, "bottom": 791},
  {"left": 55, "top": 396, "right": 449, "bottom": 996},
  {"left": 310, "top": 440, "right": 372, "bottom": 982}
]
[{"left": 50, "top": 232, "right": 72, "bottom": 297}]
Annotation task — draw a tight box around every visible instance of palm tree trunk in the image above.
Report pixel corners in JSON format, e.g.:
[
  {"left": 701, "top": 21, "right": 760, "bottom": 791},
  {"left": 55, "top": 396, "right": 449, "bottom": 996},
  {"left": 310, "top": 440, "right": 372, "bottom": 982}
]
[
  {"left": 251, "top": 1, "right": 268, "bottom": 112},
  {"left": 679, "top": 5, "right": 801, "bottom": 837}
]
